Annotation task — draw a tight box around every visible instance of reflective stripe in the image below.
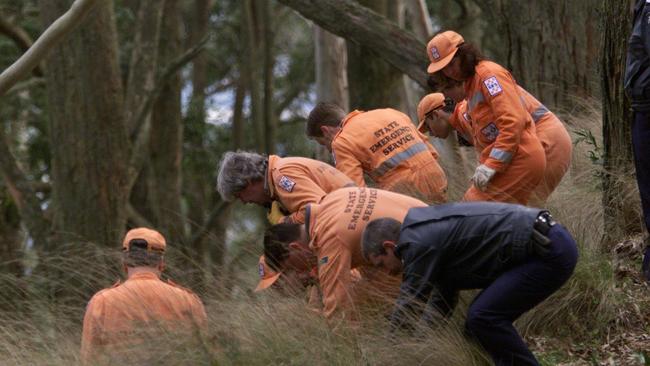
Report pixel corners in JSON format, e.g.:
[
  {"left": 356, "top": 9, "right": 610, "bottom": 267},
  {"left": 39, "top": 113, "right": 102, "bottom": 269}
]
[
  {"left": 467, "top": 92, "right": 484, "bottom": 113},
  {"left": 370, "top": 142, "right": 429, "bottom": 178},
  {"left": 489, "top": 148, "right": 513, "bottom": 163},
  {"left": 530, "top": 105, "right": 549, "bottom": 123}
]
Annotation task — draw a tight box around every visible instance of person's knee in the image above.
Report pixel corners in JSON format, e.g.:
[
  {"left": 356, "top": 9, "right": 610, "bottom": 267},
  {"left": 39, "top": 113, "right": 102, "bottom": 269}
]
[{"left": 464, "top": 308, "right": 492, "bottom": 337}]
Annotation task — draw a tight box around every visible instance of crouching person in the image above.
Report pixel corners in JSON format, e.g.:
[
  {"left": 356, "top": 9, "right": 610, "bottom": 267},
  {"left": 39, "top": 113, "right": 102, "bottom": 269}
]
[
  {"left": 81, "top": 228, "right": 207, "bottom": 364},
  {"left": 361, "top": 202, "right": 578, "bottom": 366}
]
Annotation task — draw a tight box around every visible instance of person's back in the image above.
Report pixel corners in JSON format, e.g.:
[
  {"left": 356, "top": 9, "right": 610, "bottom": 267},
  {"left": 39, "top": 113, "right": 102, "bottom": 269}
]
[
  {"left": 84, "top": 273, "right": 205, "bottom": 339},
  {"left": 332, "top": 108, "right": 448, "bottom": 203},
  {"left": 81, "top": 228, "right": 207, "bottom": 364}
]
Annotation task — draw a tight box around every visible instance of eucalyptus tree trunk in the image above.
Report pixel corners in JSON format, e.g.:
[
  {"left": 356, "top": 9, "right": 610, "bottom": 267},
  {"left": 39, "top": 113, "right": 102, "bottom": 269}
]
[
  {"left": 149, "top": 0, "right": 184, "bottom": 244},
  {"left": 243, "top": 0, "right": 265, "bottom": 151},
  {"left": 601, "top": 0, "right": 638, "bottom": 242},
  {"left": 40, "top": 0, "right": 129, "bottom": 247},
  {"left": 261, "top": 0, "right": 276, "bottom": 155},
  {"left": 347, "top": 0, "right": 404, "bottom": 109},
  {"left": 277, "top": 0, "right": 429, "bottom": 89},
  {"left": 314, "top": 26, "right": 348, "bottom": 162}
]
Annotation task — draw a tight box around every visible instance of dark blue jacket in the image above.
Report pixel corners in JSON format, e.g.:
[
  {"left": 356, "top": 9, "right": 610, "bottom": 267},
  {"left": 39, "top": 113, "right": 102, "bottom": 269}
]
[
  {"left": 625, "top": 0, "right": 650, "bottom": 111},
  {"left": 390, "top": 202, "right": 543, "bottom": 328}
]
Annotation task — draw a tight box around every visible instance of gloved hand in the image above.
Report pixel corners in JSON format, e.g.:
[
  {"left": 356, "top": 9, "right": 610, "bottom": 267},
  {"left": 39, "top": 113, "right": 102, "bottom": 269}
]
[
  {"left": 267, "top": 201, "right": 285, "bottom": 225},
  {"left": 471, "top": 164, "right": 496, "bottom": 191}
]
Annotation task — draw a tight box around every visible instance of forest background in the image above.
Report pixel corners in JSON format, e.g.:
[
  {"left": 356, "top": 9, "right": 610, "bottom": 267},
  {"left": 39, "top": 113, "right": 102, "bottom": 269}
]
[{"left": 0, "top": 0, "right": 647, "bottom": 365}]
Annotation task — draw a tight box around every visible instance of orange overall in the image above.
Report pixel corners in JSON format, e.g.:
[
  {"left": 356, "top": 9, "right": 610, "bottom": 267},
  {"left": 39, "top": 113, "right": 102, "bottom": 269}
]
[
  {"left": 267, "top": 155, "right": 355, "bottom": 224},
  {"left": 450, "top": 87, "right": 571, "bottom": 204},
  {"left": 517, "top": 88, "right": 572, "bottom": 203},
  {"left": 461, "top": 61, "right": 546, "bottom": 205},
  {"left": 305, "top": 187, "right": 426, "bottom": 318},
  {"left": 80, "top": 272, "right": 207, "bottom": 364},
  {"left": 331, "top": 109, "right": 448, "bottom": 204}
]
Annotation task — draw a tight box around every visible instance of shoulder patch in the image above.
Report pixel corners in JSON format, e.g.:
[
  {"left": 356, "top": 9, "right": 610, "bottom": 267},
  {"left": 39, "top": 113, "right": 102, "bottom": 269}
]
[
  {"left": 278, "top": 175, "right": 296, "bottom": 192},
  {"left": 319, "top": 256, "right": 329, "bottom": 266},
  {"left": 483, "top": 76, "right": 503, "bottom": 96},
  {"left": 480, "top": 122, "right": 499, "bottom": 141}
]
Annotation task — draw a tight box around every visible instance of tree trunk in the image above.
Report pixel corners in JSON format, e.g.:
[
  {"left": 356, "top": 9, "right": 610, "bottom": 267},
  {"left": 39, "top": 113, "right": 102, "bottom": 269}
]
[
  {"left": 277, "top": 0, "right": 429, "bottom": 89},
  {"left": 346, "top": 0, "right": 406, "bottom": 109},
  {"left": 243, "top": 0, "right": 265, "bottom": 151},
  {"left": 41, "top": 0, "right": 129, "bottom": 246},
  {"left": 601, "top": 0, "right": 638, "bottom": 242},
  {"left": 261, "top": 0, "right": 276, "bottom": 154},
  {"left": 314, "top": 26, "right": 348, "bottom": 162},
  {"left": 148, "top": 0, "right": 184, "bottom": 244}
]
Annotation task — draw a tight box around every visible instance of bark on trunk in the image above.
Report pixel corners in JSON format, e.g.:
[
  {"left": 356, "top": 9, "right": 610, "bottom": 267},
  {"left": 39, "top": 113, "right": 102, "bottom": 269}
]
[
  {"left": 314, "top": 26, "right": 348, "bottom": 162},
  {"left": 601, "top": 0, "right": 638, "bottom": 241},
  {"left": 149, "top": 0, "right": 184, "bottom": 244},
  {"left": 41, "top": 0, "right": 129, "bottom": 246},
  {"left": 277, "top": 0, "right": 429, "bottom": 89}
]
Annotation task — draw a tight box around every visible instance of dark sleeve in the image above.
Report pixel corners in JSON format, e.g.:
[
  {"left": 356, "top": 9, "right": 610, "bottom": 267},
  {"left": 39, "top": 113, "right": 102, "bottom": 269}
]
[
  {"left": 644, "top": 3, "right": 650, "bottom": 56},
  {"left": 424, "top": 284, "right": 459, "bottom": 322},
  {"left": 388, "top": 242, "right": 441, "bottom": 331}
]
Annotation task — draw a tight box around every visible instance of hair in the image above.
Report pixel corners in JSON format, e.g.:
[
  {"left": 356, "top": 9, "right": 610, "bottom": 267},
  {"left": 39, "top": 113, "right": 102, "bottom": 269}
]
[
  {"left": 306, "top": 102, "right": 346, "bottom": 137},
  {"left": 263, "top": 223, "right": 302, "bottom": 271},
  {"left": 123, "top": 239, "right": 164, "bottom": 268},
  {"left": 452, "top": 43, "right": 484, "bottom": 80},
  {"left": 361, "top": 218, "right": 402, "bottom": 261},
  {"left": 216, "top": 151, "right": 268, "bottom": 201}
]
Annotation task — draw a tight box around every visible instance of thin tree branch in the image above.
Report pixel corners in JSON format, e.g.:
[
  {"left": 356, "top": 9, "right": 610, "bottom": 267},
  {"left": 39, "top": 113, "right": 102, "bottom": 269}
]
[
  {"left": 189, "top": 200, "right": 230, "bottom": 249},
  {"left": 0, "top": 0, "right": 97, "bottom": 97},
  {"left": 127, "top": 35, "right": 210, "bottom": 190},
  {"left": 0, "top": 14, "right": 44, "bottom": 76}
]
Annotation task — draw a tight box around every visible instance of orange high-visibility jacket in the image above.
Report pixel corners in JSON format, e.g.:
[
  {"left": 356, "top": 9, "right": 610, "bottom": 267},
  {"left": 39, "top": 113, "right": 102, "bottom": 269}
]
[
  {"left": 450, "top": 85, "right": 571, "bottom": 203},
  {"left": 331, "top": 109, "right": 448, "bottom": 204},
  {"left": 517, "top": 88, "right": 573, "bottom": 203},
  {"left": 461, "top": 60, "right": 546, "bottom": 204},
  {"left": 267, "top": 155, "right": 355, "bottom": 224},
  {"left": 305, "top": 187, "right": 426, "bottom": 318},
  {"left": 81, "top": 272, "right": 207, "bottom": 364}
]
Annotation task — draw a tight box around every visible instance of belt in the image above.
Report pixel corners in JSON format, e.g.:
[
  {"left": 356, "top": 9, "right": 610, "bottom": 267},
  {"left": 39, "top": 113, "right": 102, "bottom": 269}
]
[
  {"left": 531, "top": 211, "right": 555, "bottom": 257},
  {"left": 533, "top": 211, "right": 556, "bottom": 236}
]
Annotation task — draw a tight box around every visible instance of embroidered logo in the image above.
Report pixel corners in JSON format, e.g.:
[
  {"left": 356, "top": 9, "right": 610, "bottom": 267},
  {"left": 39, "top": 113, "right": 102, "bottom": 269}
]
[
  {"left": 430, "top": 46, "right": 440, "bottom": 60},
  {"left": 481, "top": 122, "right": 499, "bottom": 141},
  {"left": 278, "top": 175, "right": 296, "bottom": 192},
  {"left": 319, "top": 256, "right": 329, "bottom": 266},
  {"left": 258, "top": 263, "right": 265, "bottom": 278},
  {"left": 483, "top": 76, "right": 503, "bottom": 96}
]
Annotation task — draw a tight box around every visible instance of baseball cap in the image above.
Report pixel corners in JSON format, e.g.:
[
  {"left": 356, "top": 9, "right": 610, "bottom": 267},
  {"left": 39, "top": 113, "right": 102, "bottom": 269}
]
[
  {"left": 426, "top": 31, "right": 465, "bottom": 74},
  {"left": 255, "top": 255, "right": 281, "bottom": 292},
  {"left": 122, "top": 227, "right": 166, "bottom": 252},
  {"left": 416, "top": 93, "right": 446, "bottom": 133}
]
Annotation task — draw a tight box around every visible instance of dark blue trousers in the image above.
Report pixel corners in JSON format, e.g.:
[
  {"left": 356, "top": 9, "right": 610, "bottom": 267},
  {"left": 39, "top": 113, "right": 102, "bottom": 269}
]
[
  {"left": 633, "top": 111, "right": 650, "bottom": 235},
  {"left": 465, "top": 225, "right": 578, "bottom": 366}
]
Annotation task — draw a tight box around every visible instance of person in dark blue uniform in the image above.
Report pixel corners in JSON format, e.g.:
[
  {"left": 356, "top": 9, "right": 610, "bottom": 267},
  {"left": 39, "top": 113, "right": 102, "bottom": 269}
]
[
  {"left": 361, "top": 202, "right": 578, "bottom": 366},
  {"left": 625, "top": 0, "right": 650, "bottom": 282}
]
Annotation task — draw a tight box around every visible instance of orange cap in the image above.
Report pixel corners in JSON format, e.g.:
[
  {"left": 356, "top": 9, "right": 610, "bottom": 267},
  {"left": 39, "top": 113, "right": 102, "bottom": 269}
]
[
  {"left": 416, "top": 93, "right": 446, "bottom": 133},
  {"left": 255, "top": 255, "right": 281, "bottom": 292},
  {"left": 426, "top": 31, "right": 464, "bottom": 74},
  {"left": 122, "top": 227, "right": 166, "bottom": 252}
]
